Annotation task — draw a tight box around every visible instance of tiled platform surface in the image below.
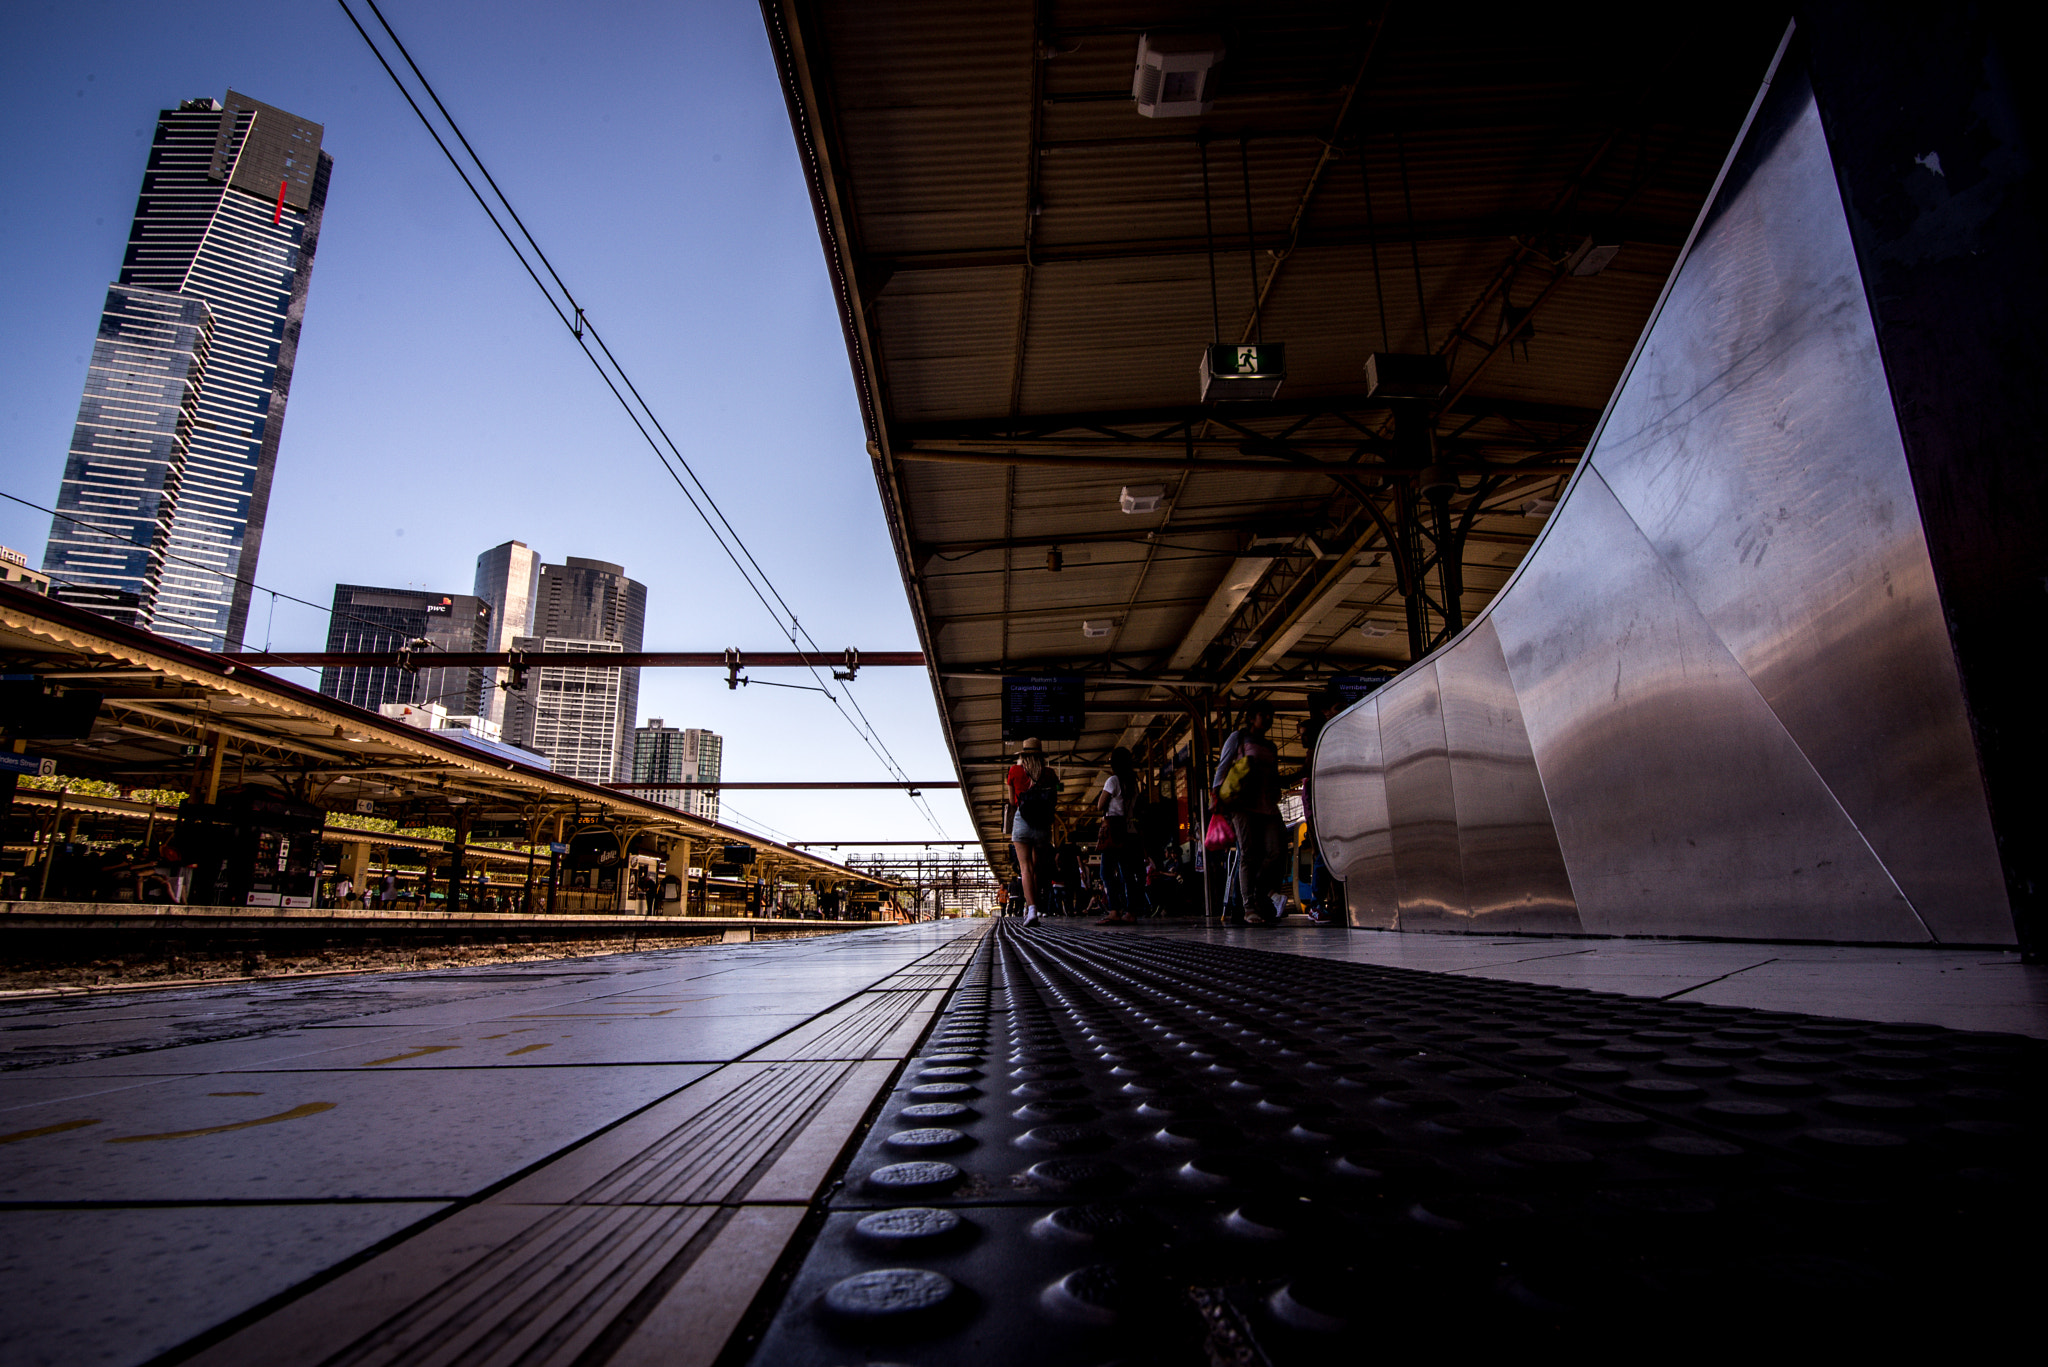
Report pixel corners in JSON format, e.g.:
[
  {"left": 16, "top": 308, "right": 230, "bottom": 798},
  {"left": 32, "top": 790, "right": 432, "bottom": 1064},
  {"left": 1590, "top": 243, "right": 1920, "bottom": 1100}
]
[
  {"left": 0, "top": 921, "right": 985, "bottom": 1367},
  {"left": 1153, "top": 923, "right": 2048, "bottom": 1039},
  {"left": 755, "top": 924, "right": 2045, "bottom": 1364},
  {"left": 6, "top": 918, "right": 2045, "bottom": 1365}
]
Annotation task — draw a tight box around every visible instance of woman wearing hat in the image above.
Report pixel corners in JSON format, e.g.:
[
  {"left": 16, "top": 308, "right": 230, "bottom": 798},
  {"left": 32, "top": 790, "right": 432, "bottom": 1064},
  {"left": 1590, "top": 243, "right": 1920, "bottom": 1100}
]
[{"left": 1004, "top": 737, "right": 1060, "bottom": 925}]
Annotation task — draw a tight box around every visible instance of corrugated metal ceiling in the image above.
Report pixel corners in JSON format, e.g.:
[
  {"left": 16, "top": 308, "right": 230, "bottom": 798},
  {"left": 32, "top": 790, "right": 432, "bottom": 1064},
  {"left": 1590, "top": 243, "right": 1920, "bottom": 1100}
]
[{"left": 766, "top": 0, "right": 1788, "bottom": 854}]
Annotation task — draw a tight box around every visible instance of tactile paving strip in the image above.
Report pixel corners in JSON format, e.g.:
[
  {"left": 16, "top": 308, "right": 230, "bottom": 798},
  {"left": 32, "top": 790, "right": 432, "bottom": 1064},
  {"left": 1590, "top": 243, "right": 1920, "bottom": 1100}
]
[{"left": 746, "top": 925, "right": 2046, "bottom": 1363}]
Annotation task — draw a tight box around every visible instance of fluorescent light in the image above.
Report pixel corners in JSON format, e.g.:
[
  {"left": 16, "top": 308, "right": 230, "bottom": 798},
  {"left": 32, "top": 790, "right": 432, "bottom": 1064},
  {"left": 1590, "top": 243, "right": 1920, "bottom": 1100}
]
[{"left": 1120, "top": 485, "right": 1166, "bottom": 515}]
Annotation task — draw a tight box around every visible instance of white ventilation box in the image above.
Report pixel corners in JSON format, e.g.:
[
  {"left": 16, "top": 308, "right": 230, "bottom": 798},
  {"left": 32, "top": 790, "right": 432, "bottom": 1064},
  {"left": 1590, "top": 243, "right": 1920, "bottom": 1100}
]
[
  {"left": 1132, "top": 33, "right": 1225, "bottom": 118},
  {"left": 1081, "top": 620, "right": 1115, "bottom": 638},
  {"left": 1120, "top": 485, "right": 1166, "bottom": 515}
]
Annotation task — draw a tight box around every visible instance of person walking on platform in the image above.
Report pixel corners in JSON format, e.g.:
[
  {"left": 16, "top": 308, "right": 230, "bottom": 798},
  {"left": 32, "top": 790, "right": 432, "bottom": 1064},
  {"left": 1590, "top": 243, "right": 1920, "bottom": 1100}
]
[
  {"left": 1004, "top": 737, "right": 1059, "bottom": 925},
  {"left": 1095, "top": 746, "right": 1146, "bottom": 924},
  {"left": 1212, "top": 701, "right": 1286, "bottom": 925}
]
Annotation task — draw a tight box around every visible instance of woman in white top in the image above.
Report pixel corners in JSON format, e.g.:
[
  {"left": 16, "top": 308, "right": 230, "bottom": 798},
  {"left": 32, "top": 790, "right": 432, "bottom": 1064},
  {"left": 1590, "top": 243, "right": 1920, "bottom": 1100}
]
[{"left": 1094, "top": 746, "right": 1147, "bottom": 924}]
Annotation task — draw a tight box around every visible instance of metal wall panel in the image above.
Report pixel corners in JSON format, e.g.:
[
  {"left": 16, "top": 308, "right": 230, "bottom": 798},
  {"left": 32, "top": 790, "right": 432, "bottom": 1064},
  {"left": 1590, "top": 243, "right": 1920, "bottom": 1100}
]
[
  {"left": 1311, "top": 43, "right": 2016, "bottom": 947},
  {"left": 1375, "top": 669, "right": 1466, "bottom": 931},
  {"left": 1586, "top": 73, "right": 2009, "bottom": 942},
  {"left": 1489, "top": 469, "right": 1927, "bottom": 941},
  {"left": 1312, "top": 705, "right": 1396, "bottom": 928},
  {"left": 1437, "top": 619, "right": 1580, "bottom": 933}
]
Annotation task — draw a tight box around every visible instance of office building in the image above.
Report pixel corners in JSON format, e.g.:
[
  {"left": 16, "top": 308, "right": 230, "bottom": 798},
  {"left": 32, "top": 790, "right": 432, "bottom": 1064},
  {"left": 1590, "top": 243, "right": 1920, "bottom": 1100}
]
[
  {"left": 41, "top": 91, "right": 331, "bottom": 649},
  {"left": 502, "top": 558, "right": 646, "bottom": 781},
  {"left": 1, "top": 546, "right": 50, "bottom": 596},
  {"left": 317, "top": 585, "right": 490, "bottom": 718},
  {"left": 632, "top": 722, "right": 723, "bottom": 822},
  {"left": 472, "top": 540, "right": 541, "bottom": 731}
]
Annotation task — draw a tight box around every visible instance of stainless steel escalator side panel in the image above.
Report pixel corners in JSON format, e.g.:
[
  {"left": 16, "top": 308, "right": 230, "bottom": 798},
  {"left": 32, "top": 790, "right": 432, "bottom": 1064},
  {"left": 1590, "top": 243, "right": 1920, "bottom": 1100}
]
[
  {"left": 1308, "top": 46, "right": 2014, "bottom": 945},
  {"left": 1376, "top": 667, "right": 1468, "bottom": 932},
  {"left": 1586, "top": 74, "right": 2008, "bottom": 943},
  {"left": 1437, "top": 618, "right": 1580, "bottom": 934},
  {"left": 1312, "top": 700, "right": 1397, "bottom": 928},
  {"left": 1490, "top": 467, "right": 1928, "bottom": 942}
]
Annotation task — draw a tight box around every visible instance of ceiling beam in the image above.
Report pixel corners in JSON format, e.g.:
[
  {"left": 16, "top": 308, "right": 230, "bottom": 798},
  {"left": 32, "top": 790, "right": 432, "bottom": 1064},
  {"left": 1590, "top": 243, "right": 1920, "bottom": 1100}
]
[
  {"left": 858, "top": 216, "right": 1684, "bottom": 278},
  {"left": 895, "top": 393, "right": 1601, "bottom": 443}
]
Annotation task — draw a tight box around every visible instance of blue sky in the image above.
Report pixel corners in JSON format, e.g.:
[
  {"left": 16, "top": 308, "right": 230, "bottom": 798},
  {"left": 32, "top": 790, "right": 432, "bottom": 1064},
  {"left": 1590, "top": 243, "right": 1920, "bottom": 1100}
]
[{"left": 0, "top": 0, "right": 973, "bottom": 852}]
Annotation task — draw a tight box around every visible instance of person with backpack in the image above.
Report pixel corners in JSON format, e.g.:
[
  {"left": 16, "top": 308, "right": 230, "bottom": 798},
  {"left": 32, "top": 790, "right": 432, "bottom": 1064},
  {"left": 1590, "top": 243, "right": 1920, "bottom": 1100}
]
[
  {"left": 1212, "top": 700, "right": 1286, "bottom": 925},
  {"left": 1004, "top": 737, "right": 1061, "bottom": 925}
]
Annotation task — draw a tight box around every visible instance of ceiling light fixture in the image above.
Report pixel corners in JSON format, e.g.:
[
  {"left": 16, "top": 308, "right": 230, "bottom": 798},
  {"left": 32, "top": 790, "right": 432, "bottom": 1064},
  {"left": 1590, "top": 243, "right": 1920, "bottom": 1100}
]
[
  {"left": 1564, "top": 237, "right": 1622, "bottom": 276},
  {"left": 1132, "top": 33, "right": 1224, "bottom": 118},
  {"left": 1360, "top": 622, "right": 1393, "bottom": 638},
  {"left": 1363, "top": 353, "right": 1449, "bottom": 400},
  {"left": 1120, "top": 485, "right": 1165, "bottom": 515},
  {"left": 1081, "top": 620, "right": 1115, "bottom": 638}
]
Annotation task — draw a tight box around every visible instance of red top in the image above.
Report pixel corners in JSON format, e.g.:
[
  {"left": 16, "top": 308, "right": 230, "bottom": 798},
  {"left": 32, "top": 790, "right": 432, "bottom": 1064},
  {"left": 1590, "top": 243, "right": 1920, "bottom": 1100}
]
[{"left": 1005, "top": 763, "right": 1031, "bottom": 806}]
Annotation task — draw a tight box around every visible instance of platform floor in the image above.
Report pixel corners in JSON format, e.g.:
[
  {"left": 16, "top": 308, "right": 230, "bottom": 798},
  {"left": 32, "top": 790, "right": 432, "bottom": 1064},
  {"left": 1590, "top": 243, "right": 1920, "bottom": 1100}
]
[
  {"left": 0, "top": 922, "right": 982, "bottom": 1367},
  {"left": 1, "top": 920, "right": 2041, "bottom": 1364},
  {"left": 1144, "top": 922, "right": 2048, "bottom": 1039}
]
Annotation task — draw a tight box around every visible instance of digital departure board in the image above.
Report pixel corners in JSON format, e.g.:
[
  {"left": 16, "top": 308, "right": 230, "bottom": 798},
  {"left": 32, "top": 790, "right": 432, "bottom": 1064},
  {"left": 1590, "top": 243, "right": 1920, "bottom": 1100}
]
[{"left": 1002, "top": 675, "right": 1084, "bottom": 742}]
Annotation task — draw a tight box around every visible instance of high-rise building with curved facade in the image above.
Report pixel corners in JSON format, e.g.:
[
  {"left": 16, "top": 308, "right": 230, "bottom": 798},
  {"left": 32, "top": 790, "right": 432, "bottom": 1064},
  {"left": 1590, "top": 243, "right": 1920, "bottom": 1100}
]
[{"left": 41, "top": 91, "right": 331, "bottom": 649}]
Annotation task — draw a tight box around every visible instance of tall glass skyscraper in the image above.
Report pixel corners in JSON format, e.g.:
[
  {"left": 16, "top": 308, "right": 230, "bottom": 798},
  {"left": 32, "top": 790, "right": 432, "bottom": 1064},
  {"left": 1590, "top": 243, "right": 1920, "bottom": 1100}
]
[
  {"left": 42, "top": 91, "right": 331, "bottom": 649},
  {"left": 317, "top": 585, "right": 491, "bottom": 717}
]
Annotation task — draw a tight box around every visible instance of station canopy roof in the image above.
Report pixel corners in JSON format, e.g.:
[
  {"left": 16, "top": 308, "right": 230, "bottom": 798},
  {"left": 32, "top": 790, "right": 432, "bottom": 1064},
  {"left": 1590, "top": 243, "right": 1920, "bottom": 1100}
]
[
  {"left": 0, "top": 586, "right": 892, "bottom": 887},
  {"left": 765, "top": 0, "right": 1788, "bottom": 848}
]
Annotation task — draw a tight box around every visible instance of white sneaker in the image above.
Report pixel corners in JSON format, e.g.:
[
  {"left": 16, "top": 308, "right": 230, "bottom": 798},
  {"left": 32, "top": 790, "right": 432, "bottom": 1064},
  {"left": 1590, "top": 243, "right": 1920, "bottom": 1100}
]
[{"left": 1022, "top": 906, "right": 1041, "bottom": 926}]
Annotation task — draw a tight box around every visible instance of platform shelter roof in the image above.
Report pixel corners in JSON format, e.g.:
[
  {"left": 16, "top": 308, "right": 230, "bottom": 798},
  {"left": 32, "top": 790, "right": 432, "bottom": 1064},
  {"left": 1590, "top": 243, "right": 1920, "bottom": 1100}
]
[{"left": 764, "top": 0, "right": 1788, "bottom": 854}]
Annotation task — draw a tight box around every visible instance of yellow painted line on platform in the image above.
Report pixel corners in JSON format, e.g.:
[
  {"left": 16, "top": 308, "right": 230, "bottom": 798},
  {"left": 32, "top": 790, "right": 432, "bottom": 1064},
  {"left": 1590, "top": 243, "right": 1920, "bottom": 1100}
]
[
  {"left": 0, "top": 1118, "right": 100, "bottom": 1144},
  {"left": 364, "top": 1046, "right": 460, "bottom": 1066},
  {"left": 106, "top": 1101, "right": 335, "bottom": 1143},
  {"left": 504, "top": 1043, "right": 554, "bottom": 1056}
]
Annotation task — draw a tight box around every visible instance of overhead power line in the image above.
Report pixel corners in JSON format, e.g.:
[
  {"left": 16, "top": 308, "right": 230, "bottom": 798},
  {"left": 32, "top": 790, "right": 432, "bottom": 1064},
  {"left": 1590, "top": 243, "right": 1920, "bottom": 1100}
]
[{"left": 338, "top": 0, "right": 948, "bottom": 836}]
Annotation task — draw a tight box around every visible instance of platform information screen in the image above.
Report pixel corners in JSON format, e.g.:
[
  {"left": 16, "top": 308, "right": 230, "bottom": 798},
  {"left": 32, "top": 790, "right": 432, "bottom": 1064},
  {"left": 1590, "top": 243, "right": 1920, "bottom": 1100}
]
[
  {"left": 1329, "top": 674, "right": 1386, "bottom": 707},
  {"left": 1002, "top": 675, "right": 1084, "bottom": 742}
]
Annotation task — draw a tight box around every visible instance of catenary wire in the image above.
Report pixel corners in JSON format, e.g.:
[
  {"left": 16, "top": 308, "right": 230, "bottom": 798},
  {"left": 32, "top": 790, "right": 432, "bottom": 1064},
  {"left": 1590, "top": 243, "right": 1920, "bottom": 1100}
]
[{"left": 339, "top": 0, "right": 946, "bottom": 834}]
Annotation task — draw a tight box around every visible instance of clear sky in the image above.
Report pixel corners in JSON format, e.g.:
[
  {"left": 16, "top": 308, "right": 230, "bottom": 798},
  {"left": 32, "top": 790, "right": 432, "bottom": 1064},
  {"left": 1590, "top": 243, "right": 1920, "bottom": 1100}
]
[{"left": 0, "top": 0, "right": 975, "bottom": 854}]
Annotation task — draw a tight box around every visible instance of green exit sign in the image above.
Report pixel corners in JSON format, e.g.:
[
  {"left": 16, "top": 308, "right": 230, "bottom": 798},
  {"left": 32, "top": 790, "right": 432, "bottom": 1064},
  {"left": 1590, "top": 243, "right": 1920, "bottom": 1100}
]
[{"left": 1201, "top": 343, "right": 1286, "bottom": 401}]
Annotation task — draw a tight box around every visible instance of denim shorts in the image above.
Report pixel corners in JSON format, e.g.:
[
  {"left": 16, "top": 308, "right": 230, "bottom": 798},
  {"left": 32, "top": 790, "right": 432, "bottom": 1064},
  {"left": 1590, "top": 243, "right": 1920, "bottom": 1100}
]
[{"left": 1009, "top": 812, "right": 1050, "bottom": 845}]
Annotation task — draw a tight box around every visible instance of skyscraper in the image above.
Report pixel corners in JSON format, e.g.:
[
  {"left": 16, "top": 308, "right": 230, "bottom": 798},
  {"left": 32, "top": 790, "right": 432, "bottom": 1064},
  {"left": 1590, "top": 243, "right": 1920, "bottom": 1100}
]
[
  {"left": 317, "top": 585, "right": 490, "bottom": 717},
  {"left": 632, "top": 722, "right": 723, "bottom": 822},
  {"left": 473, "top": 540, "right": 541, "bottom": 731},
  {"left": 42, "top": 91, "right": 331, "bottom": 649},
  {"left": 502, "top": 558, "right": 647, "bottom": 781}
]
